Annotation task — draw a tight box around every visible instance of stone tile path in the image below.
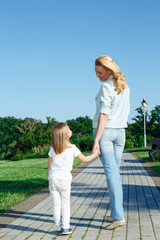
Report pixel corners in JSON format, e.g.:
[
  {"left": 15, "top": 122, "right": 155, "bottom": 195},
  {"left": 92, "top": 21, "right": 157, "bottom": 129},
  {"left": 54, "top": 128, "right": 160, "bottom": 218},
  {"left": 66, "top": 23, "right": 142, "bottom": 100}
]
[{"left": 0, "top": 152, "right": 160, "bottom": 240}]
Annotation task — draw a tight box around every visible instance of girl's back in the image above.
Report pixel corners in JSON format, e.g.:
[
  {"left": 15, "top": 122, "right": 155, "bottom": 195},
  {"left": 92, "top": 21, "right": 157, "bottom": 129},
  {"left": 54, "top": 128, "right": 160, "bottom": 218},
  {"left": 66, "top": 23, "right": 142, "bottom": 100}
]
[{"left": 48, "top": 144, "right": 81, "bottom": 180}]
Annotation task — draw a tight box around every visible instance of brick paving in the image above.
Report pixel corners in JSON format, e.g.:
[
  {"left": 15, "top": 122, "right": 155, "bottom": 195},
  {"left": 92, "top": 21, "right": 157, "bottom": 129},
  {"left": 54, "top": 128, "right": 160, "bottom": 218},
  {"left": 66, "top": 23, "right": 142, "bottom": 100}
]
[{"left": 0, "top": 152, "right": 160, "bottom": 240}]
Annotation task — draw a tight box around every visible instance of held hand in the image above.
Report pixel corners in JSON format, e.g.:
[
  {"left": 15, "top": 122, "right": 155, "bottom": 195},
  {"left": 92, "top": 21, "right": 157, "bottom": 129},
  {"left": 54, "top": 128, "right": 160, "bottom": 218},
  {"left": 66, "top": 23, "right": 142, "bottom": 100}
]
[
  {"left": 92, "top": 140, "right": 101, "bottom": 155},
  {"left": 94, "top": 146, "right": 100, "bottom": 158}
]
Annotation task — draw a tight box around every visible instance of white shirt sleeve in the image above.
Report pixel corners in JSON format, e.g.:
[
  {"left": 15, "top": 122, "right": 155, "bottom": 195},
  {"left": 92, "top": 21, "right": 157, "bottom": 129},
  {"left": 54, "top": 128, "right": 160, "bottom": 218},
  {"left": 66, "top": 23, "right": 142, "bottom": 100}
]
[
  {"left": 48, "top": 147, "right": 54, "bottom": 157},
  {"left": 99, "top": 84, "right": 113, "bottom": 115},
  {"left": 73, "top": 145, "right": 81, "bottom": 157}
]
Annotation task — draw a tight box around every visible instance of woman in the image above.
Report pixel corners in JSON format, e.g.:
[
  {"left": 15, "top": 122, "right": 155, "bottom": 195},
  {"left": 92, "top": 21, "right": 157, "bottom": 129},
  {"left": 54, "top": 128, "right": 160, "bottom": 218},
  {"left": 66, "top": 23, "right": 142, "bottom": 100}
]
[{"left": 92, "top": 55, "right": 130, "bottom": 230}]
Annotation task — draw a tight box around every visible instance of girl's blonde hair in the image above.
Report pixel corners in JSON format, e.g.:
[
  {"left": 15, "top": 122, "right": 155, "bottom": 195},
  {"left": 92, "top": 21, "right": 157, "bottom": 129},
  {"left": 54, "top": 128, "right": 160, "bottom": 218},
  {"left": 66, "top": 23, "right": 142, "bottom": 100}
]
[
  {"left": 95, "top": 55, "right": 127, "bottom": 93},
  {"left": 52, "top": 123, "right": 70, "bottom": 154}
]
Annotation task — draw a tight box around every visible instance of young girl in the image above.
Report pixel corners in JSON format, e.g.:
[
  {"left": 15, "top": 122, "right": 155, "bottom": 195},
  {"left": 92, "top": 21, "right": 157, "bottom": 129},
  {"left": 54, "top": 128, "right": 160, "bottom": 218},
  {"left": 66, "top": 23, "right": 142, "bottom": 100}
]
[{"left": 48, "top": 123, "right": 99, "bottom": 235}]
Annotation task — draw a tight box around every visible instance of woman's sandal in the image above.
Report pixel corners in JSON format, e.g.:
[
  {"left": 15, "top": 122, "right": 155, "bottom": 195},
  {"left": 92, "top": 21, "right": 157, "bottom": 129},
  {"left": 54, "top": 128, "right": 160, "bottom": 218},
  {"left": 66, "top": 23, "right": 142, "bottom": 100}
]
[
  {"left": 106, "top": 216, "right": 113, "bottom": 222},
  {"left": 106, "top": 220, "right": 125, "bottom": 230}
]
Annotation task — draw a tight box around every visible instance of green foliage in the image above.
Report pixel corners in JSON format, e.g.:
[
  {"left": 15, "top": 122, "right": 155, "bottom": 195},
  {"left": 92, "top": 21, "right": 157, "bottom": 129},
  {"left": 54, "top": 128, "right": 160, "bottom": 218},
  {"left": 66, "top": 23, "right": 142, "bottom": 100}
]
[
  {"left": 0, "top": 115, "right": 94, "bottom": 159},
  {"left": 138, "top": 135, "right": 144, "bottom": 148},
  {"left": 19, "top": 131, "right": 36, "bottom": 152},
  {"left": 0, "top": 116, "right": 21, "bottom": 154},
  {"left": 67, "top": 116, "right": 92, "bottom": 135},
  {"left": 149, "top": 105, "right": 160, "bottom": 124},
  {"left": 67, "top": 116, "right": 93, "bottom": 151},
  {"left": 0, "top": 105, "right": 160, "bottom": 159},
  {"left": 129, "top": 105, "right": 160, "bottom": 148},
  {"left": 79, "top": 135, "right": 94, "bottom": 151},
  {"left": 125, "top": 139, "right": 132, "bottom": 149},
  {"left": 0, "top": 117, "right": 58, "bottom": 160}
]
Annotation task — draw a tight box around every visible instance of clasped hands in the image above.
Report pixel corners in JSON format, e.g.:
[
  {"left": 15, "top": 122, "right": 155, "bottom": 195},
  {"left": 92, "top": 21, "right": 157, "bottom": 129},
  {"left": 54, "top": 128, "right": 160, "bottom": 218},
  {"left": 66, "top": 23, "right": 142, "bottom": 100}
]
[{"left": 92, "top": 139, "right": 101, "bottom": 156}]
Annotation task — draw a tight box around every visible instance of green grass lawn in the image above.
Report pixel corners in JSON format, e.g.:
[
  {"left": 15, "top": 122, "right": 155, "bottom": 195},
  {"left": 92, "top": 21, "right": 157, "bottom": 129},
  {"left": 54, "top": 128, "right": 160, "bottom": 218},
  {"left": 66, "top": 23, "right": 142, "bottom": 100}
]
[
  {"left": 129, "top": 147, "right": 160, "bottom": 177},
  {"left": 1, "top": 149, "right": 159, "bottom": 216},
  {"left": 0, "top": 153, "right": 88, "bottom": 215}
]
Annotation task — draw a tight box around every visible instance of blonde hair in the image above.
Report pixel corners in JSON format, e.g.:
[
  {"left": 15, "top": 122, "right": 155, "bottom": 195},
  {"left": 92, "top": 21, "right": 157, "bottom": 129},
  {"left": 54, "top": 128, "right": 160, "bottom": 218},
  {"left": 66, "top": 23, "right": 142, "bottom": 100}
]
[
  {"left": 95, "top": 55, "right": 127, "bottom": 93},
  {"left": 52, "top": 123, "right": 70, "bottom": 154}
]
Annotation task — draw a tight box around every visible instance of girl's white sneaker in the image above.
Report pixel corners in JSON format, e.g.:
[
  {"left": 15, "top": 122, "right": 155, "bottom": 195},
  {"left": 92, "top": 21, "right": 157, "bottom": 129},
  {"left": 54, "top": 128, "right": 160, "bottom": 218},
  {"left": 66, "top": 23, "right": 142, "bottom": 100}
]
[{"left": 61, "top": 228, "right": 72, "bottom": 235}]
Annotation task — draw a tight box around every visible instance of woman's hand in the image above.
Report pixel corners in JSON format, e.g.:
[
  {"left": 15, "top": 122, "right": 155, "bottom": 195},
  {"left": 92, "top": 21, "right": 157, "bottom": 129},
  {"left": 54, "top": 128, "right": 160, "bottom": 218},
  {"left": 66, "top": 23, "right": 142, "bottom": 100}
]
[
  {"left": 93, "top": 146, "right": 100, "bottom": 158},
  {"left": 92, "top": 113, "right": 108, "bottom": 155},
  {"left": 92, "top": 140, "right": 100, "bottom": 154}
]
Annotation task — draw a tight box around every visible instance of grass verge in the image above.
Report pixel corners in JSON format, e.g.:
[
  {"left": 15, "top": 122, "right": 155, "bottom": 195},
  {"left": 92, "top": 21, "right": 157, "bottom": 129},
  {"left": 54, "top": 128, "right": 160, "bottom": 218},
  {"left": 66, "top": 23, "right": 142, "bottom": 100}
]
[
  {"left": 129, "top": 147, "right": 160, "bottom": 177},
  {"left": 0, "top": 152, "right": 90, "bottom": 215}
]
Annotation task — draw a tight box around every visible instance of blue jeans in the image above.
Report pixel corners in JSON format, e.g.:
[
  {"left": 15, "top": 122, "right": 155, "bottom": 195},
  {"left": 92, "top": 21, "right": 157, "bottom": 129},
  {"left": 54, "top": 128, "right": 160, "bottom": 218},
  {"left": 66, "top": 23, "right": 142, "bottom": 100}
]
[{"left": 93, "top": 128, "right": 125, "bottom": 220}]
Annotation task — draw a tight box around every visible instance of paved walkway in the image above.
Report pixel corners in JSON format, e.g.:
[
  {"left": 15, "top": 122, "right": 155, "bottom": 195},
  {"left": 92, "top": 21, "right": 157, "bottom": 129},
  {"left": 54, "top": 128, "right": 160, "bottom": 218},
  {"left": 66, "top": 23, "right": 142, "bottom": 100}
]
[{"left": 0, "top": 152, "right": 160, "bottom": 240}]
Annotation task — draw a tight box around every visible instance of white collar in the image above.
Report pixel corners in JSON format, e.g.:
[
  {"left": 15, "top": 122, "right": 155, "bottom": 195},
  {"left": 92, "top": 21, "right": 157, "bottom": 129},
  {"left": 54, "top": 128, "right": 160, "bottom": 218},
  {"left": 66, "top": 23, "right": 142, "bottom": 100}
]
[{"left": 103, "top": 75, "right": 114, "bottom": 84}]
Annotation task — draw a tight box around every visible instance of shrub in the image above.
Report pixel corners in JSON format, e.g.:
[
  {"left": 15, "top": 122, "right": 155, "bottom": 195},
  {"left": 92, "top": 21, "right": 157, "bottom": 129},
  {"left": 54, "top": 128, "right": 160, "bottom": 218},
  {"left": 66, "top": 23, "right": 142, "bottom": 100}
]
[
  {"left": 29, "top": 145, "right": 51, "bottom": 159},
  {"left": 79, "top": 135, "right": 94, "bottom": 152},
  {"left": 125, "top": 139, "right": 132, "bottom": 149}
]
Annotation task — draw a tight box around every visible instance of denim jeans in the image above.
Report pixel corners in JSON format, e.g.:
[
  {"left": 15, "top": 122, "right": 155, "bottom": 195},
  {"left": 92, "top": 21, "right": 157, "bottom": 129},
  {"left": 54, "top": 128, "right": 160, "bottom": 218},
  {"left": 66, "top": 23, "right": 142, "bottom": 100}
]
[
  {"left": 93, "top": 128, "right": 125, "bottom": 220},
  {"left": 49, "top": 178, "right": 71, "bottom": 230}
]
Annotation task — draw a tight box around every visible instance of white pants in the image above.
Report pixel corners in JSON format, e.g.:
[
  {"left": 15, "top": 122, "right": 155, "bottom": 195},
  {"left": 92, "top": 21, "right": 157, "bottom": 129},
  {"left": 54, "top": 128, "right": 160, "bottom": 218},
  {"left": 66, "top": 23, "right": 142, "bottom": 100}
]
[{"left": 49, "top": 178, "right": 71, "bottom": 230}]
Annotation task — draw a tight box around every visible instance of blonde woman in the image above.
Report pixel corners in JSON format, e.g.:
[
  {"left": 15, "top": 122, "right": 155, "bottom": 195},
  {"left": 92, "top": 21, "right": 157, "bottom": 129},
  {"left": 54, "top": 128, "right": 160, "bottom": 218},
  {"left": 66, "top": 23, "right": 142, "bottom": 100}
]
[
  {"left": 48, "top": 123, "right": 99, "bottom": 235},
  {"left": 92, "top": 55, "right": 130, "bottom": 230}
]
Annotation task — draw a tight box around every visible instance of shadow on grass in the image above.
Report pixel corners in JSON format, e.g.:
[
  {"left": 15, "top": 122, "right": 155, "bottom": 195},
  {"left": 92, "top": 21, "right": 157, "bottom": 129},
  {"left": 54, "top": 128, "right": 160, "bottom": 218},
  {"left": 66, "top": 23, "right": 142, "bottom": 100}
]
[
  {"left": 125, "top": 148, "right": 151, "bottom": 153},
  {"left": 0, "top": 179, "right": 48, "bottom": 214}
]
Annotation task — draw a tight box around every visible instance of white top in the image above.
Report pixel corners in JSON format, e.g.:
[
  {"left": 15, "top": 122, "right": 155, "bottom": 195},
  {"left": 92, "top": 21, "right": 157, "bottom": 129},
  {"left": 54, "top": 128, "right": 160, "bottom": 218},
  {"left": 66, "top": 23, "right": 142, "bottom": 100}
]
[
  {"left": 93, "top": 75, "right": 130, "bottom": 129},
  {"left": 48, "top": 144, "right": 81, "bottom": 180}
]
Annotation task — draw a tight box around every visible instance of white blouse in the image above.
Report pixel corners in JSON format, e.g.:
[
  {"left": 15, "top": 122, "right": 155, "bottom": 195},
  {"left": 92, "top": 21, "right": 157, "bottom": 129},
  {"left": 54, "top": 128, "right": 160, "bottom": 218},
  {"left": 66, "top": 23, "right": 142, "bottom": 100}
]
[
  {"left": 48, "top": 144, "right": 81, "bottom": 180},
  {"left": 93, "top": 75, "right": 130, "bottom": 129}
]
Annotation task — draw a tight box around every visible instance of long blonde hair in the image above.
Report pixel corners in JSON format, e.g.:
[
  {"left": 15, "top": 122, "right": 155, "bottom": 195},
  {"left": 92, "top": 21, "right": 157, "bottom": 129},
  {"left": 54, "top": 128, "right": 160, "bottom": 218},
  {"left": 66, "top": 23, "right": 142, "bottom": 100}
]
[
  {"left": 51, "top": 123, "right": 70, "bottom": 154},
  {"left": 95, "top": 55, "right": 127, "bottom": 93}
]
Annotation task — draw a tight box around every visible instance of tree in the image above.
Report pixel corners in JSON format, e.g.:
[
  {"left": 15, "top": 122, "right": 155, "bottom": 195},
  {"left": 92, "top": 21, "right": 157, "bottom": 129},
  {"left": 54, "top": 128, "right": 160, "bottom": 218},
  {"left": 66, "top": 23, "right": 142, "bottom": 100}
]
[
  {"left": 0, "top": 116, "right": 58, "bottom": 159},
  {"left": 148, "top": 105, "right": 160, "bottom": 138},
  {"left": 126, "top": 105, "right": 160, "bottom": 147},
  {"left": 130, "top": 107, "right": 146, "bottom": 146},
  {"left": 0, "top": 117, "right": 23, "bottom": 155},
  {"left": 15, "top": 119, "right": 37, "bottom": 135},
  {"left": 67, "top": 116, "right": 93, "bottom": 151},
  {"left": 149, "top": 105, "right": 160, "bottom": 124}
]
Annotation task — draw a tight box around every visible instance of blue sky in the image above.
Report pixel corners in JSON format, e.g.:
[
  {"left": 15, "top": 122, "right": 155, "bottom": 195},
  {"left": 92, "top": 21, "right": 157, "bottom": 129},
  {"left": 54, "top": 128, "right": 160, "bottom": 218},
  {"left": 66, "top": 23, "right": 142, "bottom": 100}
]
[{"left": 0, "top": 0, "right": 159, "bottom": 124}]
